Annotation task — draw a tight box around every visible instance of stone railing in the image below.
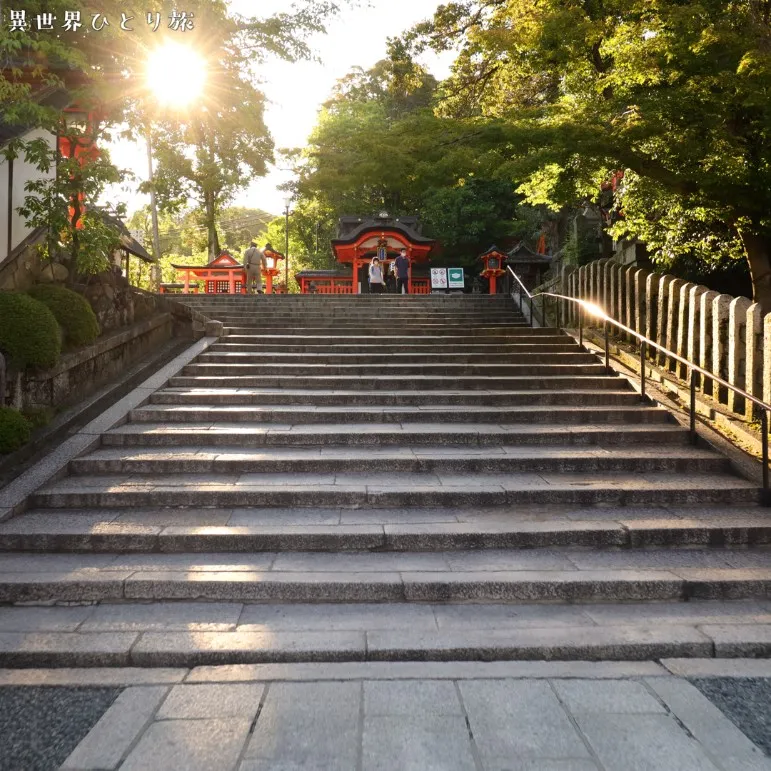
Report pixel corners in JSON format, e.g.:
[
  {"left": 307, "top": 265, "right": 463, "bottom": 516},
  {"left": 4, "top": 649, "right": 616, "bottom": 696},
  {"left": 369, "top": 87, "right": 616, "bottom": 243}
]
[{"left": 546, "top": 260, "right": 768, "bottom": 422}]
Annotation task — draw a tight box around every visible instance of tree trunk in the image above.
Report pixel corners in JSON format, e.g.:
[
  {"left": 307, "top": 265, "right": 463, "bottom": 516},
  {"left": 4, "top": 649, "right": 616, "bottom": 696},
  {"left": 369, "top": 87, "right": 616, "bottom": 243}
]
[
  {"left": 739, "top": 228, "right": 771, "bottom": 313},
  {"left": 204, "top": 193, "right": 220, "bottom": 260}
]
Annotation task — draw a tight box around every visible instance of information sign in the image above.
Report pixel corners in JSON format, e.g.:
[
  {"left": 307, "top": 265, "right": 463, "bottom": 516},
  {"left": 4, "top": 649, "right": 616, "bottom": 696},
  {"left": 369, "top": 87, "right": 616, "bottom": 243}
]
[
  {"left": 430, "top": 268, "right": 448, "bottom": 289},
  {"left": 448, "top": 267, "right": 465, "bottom": 289}
]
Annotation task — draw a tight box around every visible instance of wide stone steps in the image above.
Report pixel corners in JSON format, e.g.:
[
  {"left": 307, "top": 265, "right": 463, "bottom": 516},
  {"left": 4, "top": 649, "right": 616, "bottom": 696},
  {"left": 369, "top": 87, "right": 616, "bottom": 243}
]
[
  {"left": 197, "top": 352, "right": 596, "bottom": 365},
  {"left": 148, "top": 388, "right": 647, "bottom": 407},
  {"left": 31, "top": 471, "right": 759, "bottom": 508},
  {"left": 2, "top": 598, "right": 771, "bottom": 666},
  {"left": 222, "top": 331, "right": 567, "bottom": 343},
  {"left": 128, "top": 404, "right": 672, "bottom": 425},
  {"left": 222, "top": 324, "right": 538, "bottom": 336},
  {"left": 0, "top": 549, "right": 769, "bottom": 607},
  {"left": 4, "top": 295, "right": 768, "bottom": 668},
  {"left": 182, "top": 362, "right": 610, "bottom": 377},
  {"left": 210, "top": 342, "right": 580, "bottom": 353},
  {"left": 100, "top": 423, "right": 696, "bottom": 447},
  {"left": 2, "top": 506, "right": 769, "bottom": 552},
  {"left": 167, "top": 375, "right": 627, "bottom": 391},
  {"left": 69, "top": 445, "right": 729, "bottom": 475}
]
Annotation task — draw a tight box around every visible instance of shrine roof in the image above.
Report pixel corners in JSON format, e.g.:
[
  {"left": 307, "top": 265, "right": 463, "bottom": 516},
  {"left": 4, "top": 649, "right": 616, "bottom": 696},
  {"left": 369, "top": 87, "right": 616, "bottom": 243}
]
[
  {"left": 479, "top": 245, "right": 508, "bottom": 259},
  {"left": 95, "top": 209, "right": 155, "bottom": 263},
  {"left": 507, "top": 242, "right": 553, "bottom": 263},
  {"left": 332, "top": 215, "right": 434, "bottom": 246}
]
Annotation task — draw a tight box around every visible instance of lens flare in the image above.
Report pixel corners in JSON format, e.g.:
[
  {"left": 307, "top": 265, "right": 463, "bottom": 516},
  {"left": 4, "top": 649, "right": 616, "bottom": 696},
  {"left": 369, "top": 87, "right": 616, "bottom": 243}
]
[{"left": 146, "top": 43, "right": 206, "bottom": 107}]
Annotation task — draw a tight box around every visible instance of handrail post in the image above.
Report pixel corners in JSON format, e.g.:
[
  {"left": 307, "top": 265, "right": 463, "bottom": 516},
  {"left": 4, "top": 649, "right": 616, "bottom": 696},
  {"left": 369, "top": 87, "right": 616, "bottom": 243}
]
[
  {"left": 762, "top": 410, "right": 769, "bottom": 504},
  {"left": 689, "top": 368, "right": 698, "bottom": 445},
  {"left": 604, "top": 320, "right": 610, "bottom": 373},
  {"left": 529, "top": 295, "right": 534, "bottom": 327},
  {"left": 578, "top": 307, "right": 583, "bottom": 347},
  {"left": 640, "top": 341, "right": 646, "bottom": 402}
]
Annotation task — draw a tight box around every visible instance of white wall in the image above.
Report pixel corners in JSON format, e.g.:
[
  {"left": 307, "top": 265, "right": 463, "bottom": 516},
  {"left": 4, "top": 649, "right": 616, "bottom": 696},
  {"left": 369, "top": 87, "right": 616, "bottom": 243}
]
[
  {"left": 4, "top": 128, "right": 56, "bottom": 264},
  {"left": 0, "top": 158, "right": 8, "bottom": 263}
]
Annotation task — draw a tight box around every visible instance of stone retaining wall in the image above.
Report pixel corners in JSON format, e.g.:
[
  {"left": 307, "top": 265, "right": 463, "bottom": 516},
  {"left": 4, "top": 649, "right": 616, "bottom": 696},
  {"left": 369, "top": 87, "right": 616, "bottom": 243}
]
[
  {"left": 549, "top": 261, "right": 769, "bottom": 421},
  {"left": 21, "top": 313, "right": 174, "bottom": 409},
  {"left": 4, "top": 292, "right": 213, "bottom": 410}
]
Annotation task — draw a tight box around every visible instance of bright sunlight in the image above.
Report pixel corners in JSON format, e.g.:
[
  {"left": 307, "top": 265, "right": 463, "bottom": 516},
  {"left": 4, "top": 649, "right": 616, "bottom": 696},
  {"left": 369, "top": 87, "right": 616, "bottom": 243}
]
[{"left": 145, "top": 42, "right": 207, "bottom": 108}]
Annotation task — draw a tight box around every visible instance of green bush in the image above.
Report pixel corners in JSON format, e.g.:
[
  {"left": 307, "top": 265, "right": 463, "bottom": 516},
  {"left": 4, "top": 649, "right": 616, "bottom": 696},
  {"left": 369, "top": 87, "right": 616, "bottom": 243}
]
[
  {"left": 27, "top": 284, "right": 100, "bottom": 348},
  {"left": 22, "top": 406, "right": 55, "bottom": 430},
  {"left": 0, "top": 407, "right": 31, "bottom": 454},
  {"left": 0, "top": 291, "right": 61, "bottom": 369}
]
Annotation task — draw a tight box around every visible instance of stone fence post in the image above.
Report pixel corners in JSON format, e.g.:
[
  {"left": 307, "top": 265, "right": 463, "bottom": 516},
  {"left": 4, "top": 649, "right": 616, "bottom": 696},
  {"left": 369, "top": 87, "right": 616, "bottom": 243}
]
[
  {"left": 746, "top": 304, "right": 765, "bottom": 421},
  {"left": 711, "top": 294, "right": 733, "bottom": 404},
  {"left": 727, "top": 297, "right": 753, "bottom": 415}
]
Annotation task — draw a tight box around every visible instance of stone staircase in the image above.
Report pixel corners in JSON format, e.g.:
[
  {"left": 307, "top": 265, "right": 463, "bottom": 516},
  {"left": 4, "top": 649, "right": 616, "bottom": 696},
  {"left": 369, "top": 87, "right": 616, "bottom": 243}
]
[{"left": 0, "top": 294, "right": 769, "bottom": 667}]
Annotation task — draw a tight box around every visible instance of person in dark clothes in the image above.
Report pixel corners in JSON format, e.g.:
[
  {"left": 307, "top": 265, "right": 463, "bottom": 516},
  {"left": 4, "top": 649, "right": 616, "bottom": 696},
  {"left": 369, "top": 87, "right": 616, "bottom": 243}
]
[{"left": 394, "top": 248, "right": 410, "bottom": 294}]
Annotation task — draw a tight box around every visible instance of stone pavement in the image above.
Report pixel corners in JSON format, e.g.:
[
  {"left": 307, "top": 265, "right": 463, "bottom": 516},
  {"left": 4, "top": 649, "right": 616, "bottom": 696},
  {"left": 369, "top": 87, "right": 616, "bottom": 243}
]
[{"left": 0, "top": 661, "right": 768, "bottom": 770}]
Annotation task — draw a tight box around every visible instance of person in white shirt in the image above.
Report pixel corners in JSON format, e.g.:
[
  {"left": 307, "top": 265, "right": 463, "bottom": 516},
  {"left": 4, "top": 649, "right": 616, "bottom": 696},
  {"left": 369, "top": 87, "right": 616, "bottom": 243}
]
[{"left": 368, "top": 256, "right": 385, "bottom": 294}]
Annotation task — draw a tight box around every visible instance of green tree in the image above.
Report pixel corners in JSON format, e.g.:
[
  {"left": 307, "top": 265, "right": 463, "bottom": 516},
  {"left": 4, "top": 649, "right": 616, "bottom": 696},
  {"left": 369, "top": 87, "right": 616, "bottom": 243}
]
[
  {"left": 407, "top": 0, "right": 771, "bottom": 309},
  {"left": 292, "top": 55, "right": 548, "bottom": 269}
]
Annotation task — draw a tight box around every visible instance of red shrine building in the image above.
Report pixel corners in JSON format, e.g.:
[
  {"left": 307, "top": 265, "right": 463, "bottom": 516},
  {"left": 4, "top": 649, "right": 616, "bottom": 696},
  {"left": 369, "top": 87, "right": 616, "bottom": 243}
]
[{"left": 297, "top": 214, "right": 436, "bottom": 294}]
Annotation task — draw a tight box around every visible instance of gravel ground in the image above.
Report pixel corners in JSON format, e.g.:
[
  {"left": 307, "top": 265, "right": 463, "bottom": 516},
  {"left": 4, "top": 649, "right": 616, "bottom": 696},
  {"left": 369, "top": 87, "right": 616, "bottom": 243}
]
[
  {"left": 691, "top": 677, "right": 771, "bottom": 756},
  {"left": 0, "top": 686, "right": 122, "bottom": 771}
]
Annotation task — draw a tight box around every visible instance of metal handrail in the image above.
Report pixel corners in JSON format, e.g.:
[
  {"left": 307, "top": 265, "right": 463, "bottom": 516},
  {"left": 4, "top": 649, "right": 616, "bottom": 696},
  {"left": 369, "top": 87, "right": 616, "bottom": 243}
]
[{"left": 507, "top": 265, "right": 771, "bottom": 493}]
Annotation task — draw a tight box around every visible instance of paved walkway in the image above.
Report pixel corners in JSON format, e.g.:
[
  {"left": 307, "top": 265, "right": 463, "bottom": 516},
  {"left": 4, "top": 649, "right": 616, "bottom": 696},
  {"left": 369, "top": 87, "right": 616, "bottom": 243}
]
[{"left": 1, "top": 661, "right": 768, "bottom": 770}]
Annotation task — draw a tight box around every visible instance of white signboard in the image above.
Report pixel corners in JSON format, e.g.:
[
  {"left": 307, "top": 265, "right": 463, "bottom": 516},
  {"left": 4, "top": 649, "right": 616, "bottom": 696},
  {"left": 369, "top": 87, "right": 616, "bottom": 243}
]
[
  {"left": 448, "top": 267, "right": 465, "bottom": 289},
  {"left": 430, "top": 268, "right": 448, "bottom": 289}
]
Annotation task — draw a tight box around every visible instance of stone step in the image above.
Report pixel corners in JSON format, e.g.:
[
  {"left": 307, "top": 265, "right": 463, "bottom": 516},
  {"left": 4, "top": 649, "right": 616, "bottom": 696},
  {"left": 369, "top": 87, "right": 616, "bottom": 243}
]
[
  {"left": 3, "top": 506, "right": 769, "bottom": 552},
  {"left": 196, "top": 351, "right": 596, "bottom": 365},
  {"left": 207, "top": 311, "right": 524, "bottom": 319},
  {"left": 101, "top": 423, "right": 694, "bottom": 447},
  {"left": 209, "top": 342, "right": 581, "bottom": 353},
  {"left": 69, "top": 445, "right": 729, "bottom": 476},
  {"left": 0, "top": 550, "right": 769, "bottom": 605},
  {"left": 167, "top": 375, "right": 625, "bottom": 391},
  {"left": 222, "top": 325, "right": 546, "bottom": 337},
  {"left": 149, "top": 388, "right": 646, "bottom": 407},
  {"left": 128, "top": 404, "right": 672, "bottom": 425},
  {"left": 181, "top": 363, "right": 609, "bottom": 377},
  {"left": 222, "top": 332, "right": 568, "bottom": 343},
  {"left": 220, "top": 322, "right": 531, "bottom": 331},
  {"left": 3, "top": 600, "right": 770, "bottom": 666},
  {"left": 30, "top": 471, "right": 759, "bottom": 508}
]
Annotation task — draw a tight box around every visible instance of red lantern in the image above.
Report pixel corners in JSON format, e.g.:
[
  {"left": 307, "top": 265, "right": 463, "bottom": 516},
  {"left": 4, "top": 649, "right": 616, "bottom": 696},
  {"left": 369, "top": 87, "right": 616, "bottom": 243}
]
[{"left": 479, "top": 248, "right": 507, "bottom": 295}]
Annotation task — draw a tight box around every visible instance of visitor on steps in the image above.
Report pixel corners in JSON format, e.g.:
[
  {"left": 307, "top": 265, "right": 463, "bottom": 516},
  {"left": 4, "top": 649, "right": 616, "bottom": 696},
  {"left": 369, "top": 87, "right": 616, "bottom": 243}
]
[
  {"left": 243, "top": 242, "right": 266, "bottom": 294},
  {"left": 395, "top": 248, "right": 410, "bottom": 294},
  {"left": 369, "top": 256, "right": 385, "bottom": 294}
]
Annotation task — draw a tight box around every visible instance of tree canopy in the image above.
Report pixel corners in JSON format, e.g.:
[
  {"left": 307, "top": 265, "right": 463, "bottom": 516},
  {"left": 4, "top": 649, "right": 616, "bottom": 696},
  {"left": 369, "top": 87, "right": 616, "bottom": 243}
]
[{"left": 404, "top": 0, "right": 771, "bottom": 307}]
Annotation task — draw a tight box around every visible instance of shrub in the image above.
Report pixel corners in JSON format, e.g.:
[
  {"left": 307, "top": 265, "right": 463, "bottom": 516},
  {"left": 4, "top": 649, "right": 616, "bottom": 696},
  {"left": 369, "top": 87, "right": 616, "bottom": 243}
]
[
  {"left": 0, "top": 407, "right": 31, "bottom": 454},
  {"left": 22, "top": 406, "right": 55, "bottom": 430},
  {"left": 0, "top": 291, "right": 61, "bottom": 369},
  {"left": 27, "top": 284, "right": 100, "bottom": 348}
]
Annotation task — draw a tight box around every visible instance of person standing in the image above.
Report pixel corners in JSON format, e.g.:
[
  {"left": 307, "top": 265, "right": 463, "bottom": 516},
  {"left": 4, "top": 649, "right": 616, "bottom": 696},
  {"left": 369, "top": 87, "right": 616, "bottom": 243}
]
[
  {"left": 394, "top": 248, "right": 410, "bottom": 294},
  {"left": 243, "top": 242, "right": 265, "bottom": 294},
  {"left": 368, "top": 256, "right": 385, "bottom": 294}
]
